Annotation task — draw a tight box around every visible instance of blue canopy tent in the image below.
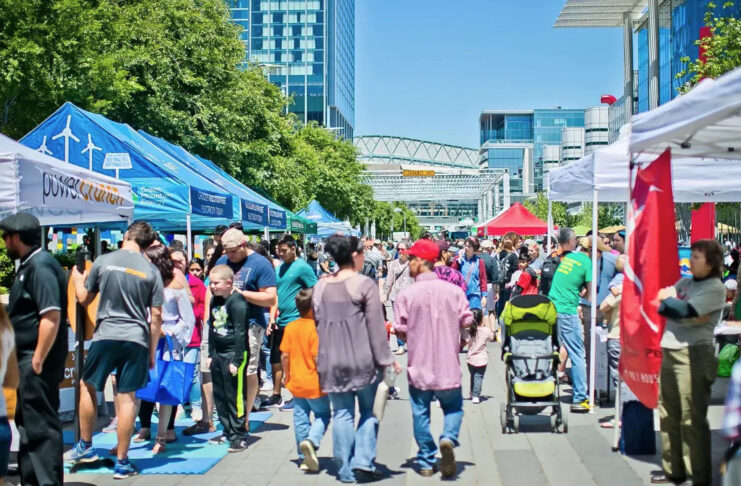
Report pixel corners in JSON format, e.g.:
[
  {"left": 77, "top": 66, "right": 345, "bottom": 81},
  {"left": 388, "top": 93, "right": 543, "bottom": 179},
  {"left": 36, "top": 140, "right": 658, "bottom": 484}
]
[
  {"left": 297, "top": 200, "right": 358, "bottom": 240},
  {"left": 191, "top": 153, "right": 287, "bottom": 232},
  {"left": 137, "top": 131, "right": 285, "bottom": 231},
  {"left": 20, "top": 103, "right": 235, "bottom": 234}
]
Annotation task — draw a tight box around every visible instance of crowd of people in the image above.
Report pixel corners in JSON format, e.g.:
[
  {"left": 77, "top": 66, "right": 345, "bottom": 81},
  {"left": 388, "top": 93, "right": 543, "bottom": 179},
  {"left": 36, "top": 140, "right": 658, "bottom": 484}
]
[{"left": 2, "top": 211, "right": 741, "bottom": 484}]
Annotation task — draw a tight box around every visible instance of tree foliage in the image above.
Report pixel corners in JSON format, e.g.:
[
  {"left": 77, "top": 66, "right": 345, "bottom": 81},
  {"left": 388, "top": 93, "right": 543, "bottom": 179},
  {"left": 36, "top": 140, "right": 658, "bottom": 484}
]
[
  {"left": 524, "top": 192, "right": 573, "bottom": 229},
  {"left": 676, "top": 1, "right": 741, "bottom": 92},
  {"left": 0, "top": 0, "right": 377, "bottom": 227}
]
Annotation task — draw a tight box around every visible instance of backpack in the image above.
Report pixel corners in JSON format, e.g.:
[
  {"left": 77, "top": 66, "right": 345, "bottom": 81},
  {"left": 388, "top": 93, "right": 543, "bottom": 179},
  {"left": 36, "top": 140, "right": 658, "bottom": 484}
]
[
  {"left": 539, "top": 252, "right": 564, "bottom": 296},
  {"left": 718, "top": 343, "right": 740, "bottom": 377},
  {"left": 491, "top": 256, "right": 505, "bottom": 286},
  {"left": 361, "top": 258, "right": 377, "bottom": 280}
]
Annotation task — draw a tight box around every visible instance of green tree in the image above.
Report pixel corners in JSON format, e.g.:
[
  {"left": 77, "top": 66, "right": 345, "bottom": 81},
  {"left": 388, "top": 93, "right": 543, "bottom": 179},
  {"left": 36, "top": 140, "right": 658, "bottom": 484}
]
[
  {"left": 524, "top": 192, "right": 573, "bottom": 228},
  {"left": 574, "top": 202, "right": 624, "bottom": 229},
  {"left": 676, "top": 1, "right": 741, "bottom": 92},
  {"left": 0, "top": 0, "right": 377, "bottom": 227}
]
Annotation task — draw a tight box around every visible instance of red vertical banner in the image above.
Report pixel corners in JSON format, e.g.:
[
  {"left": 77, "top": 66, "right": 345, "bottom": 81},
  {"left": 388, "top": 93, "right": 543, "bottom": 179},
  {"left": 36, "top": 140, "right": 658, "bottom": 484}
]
[
  {"left": 691, "top": 202, "right": 716, "bottom": 243},
  {"left": 620, "top": 149, "right": 680, "bottom": 408}
]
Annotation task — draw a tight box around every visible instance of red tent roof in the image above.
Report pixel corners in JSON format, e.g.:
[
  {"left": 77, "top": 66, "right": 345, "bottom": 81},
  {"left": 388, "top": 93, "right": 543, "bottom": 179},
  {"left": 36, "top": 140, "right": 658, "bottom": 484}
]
[{"left": 477, "top": 202, "right": 551, "bottom": 237}]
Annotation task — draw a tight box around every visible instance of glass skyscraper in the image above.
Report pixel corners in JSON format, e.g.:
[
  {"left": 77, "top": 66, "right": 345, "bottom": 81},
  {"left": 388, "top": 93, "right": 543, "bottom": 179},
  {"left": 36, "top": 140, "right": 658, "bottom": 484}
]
[
  {"left": 226, "top": 0, "right": 355, "bottom": 138},
  {"left": 636, "top": 0, "right": 741, "bottom": 114}
]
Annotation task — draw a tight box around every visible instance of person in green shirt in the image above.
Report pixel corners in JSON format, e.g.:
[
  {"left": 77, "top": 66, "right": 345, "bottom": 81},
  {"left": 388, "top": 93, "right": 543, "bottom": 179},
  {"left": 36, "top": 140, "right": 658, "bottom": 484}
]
[
  {"left": 548, "top": 228, "right": 593, "bottom": 413},
  {"left": 264, "top": 235, "right": 318, "bottom": 410}
]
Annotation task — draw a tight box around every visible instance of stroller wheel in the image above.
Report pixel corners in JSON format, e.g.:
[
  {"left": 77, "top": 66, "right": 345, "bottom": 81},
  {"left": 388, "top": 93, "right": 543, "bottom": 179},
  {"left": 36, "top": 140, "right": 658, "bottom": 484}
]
[
  {"left": 500, "top": 403, "right": 507, "bottom": 434},
  {"left": 513, "top": 414, "right": 520, "bottom": 433},
  {"left": 560, "top": 405, "right": 569, "bottom": 434},
  {"left": 550, "top": 413, "right": 558, "bottom": 433}
]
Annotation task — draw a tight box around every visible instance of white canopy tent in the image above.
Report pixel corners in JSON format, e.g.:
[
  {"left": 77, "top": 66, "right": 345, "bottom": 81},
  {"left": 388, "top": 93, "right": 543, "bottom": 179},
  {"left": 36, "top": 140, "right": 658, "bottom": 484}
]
[
  {"left": 630, "top": 66, "right": 741, "bottom": 160},
  {"left": 549, "top": 136, "right": 741, "bottom": 203},
  {"left": 0, "top": 134, "right": 134, "bottom": 225}
]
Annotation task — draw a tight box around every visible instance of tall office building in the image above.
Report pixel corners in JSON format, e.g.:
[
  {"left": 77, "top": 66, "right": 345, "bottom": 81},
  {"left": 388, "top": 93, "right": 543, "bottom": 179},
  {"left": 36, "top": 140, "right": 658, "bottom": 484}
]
[
  {"left": 479, "top": 108, "right": 585, "bottom": 204},
  {"left": 635, "top": 0, "right": 741, "bottom": 113},
  {"left": 227, "top": 0, "right": 355, "bottom": 139}
]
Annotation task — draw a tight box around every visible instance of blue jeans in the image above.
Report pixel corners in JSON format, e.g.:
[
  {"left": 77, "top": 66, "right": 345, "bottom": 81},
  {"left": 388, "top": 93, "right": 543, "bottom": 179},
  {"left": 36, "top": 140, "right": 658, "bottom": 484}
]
[
  {"left": 329, "top": 381, "right": 380, "bottom": 482},
  {"left": 293, "top": 396, "right": 331, "bottom": 459},
  {"left": 557, "top": 313, "right": 588, "bottom": 403},
  {"left": 184, "top": 347, "right": 201, "bottom": 408},
  {"left": 408, "top": 386, "right": 463, "bottom": 471},
  {"left": 261, "top": 333, "right": 272, "bottom": 382}
]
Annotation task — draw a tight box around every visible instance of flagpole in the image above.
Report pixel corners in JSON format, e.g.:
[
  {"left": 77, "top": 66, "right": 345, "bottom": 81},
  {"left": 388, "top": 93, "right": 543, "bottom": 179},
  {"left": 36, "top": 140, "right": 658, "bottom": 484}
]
[
  {"left": 547, "top": 172, "right": 553, "bottom": 255},
  {"left": 589, "top": 189, "right": 598, "bottom": 413}
]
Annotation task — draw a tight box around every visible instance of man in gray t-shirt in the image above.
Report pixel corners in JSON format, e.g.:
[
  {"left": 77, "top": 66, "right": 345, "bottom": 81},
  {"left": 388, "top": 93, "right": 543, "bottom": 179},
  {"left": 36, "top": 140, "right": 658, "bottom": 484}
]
[
  {"left": 85, "top": 250, "right": 164, "bottom": 346},
  {"left": 69, "top": 221, "right": 163, "bottom": 477}
]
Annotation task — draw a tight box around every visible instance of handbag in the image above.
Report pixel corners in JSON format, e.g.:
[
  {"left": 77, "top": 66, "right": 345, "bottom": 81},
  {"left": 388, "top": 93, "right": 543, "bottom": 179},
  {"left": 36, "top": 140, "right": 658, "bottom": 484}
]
[{"left": 136, "top": 336, "right": 196, "bottom": 406}]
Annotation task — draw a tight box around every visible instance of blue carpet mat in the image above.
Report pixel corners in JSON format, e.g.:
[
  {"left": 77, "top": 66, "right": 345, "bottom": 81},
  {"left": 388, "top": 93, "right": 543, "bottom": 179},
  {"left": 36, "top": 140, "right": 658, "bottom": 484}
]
[{"left": 64, "top": 412, "right": 272, "bottom": 475}]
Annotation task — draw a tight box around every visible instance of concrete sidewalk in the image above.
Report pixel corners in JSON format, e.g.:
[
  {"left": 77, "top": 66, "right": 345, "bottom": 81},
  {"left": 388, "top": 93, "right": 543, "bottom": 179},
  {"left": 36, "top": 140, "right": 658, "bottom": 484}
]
[{"left": 57, "top": 341, "right": 730, "bottom": 486}]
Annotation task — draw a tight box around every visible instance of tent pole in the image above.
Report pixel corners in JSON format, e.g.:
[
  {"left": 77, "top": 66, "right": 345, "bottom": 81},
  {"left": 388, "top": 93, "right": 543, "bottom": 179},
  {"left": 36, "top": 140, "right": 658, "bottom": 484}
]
[
  {"left": 186, "top": 215, "right": 192, "bottom": 261},
  {"left": 94, "top": 225, "right": 102, "bottom": 258},
  {"left": 612, "top": 374, "right": 622, "bottom": 451},
  {"left": 264, "top": 226, "right": 269, "bottom": 242},
  {"left": 547, "top": 172, "right": 553, "bottom": 255},
  {"left": 589, "top": 189, "right": 598, "bottom": 413}
]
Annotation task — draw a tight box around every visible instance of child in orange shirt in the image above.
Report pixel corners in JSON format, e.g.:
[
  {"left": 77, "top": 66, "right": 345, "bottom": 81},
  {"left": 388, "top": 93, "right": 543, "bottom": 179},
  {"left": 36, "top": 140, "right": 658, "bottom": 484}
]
[{"left": 280, "top": 288, "right": 330, "bottom": 473}]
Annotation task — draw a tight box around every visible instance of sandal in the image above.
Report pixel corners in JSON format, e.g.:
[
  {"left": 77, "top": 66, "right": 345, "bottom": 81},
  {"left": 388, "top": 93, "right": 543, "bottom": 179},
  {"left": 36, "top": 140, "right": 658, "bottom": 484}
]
[
  {"left": 133, "top": 427, "right": 151, "bottom": 443},
  {"left": 152, "top": 438, "right": 167, "bottom": 455}
]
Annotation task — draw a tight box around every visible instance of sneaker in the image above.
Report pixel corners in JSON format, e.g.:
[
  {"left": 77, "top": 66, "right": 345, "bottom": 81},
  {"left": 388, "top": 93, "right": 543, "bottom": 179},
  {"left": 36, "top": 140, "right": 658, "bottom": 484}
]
[
  {"left": 280, "top": 399, "right": 295, "bottom": 412},
  {"left": 190, "top": 407, "right": 203, "bottom": 423},
  {"left": 261, "top": 394, "right": 283, "bottom": 408},
  {"left": 472, "top": 396, "right": 481, "bottom": 404},
  {"left": 439, "top": 439, "right": 457, "bottom": 479},
  {"left": 570, "top": 400, "right": 591, "bottom": 413},
  {"left": 299, "top": 461, "right": 310, "bottom": 472},
  {"left": 184, "top": 421, "right": 210, "bottom": 436},
  {"left": 388, "top": 387, "right": 400, "bottom": 400},
  {"left": 299, "top": 440, "right": 319, "bottom": 472},
  {"left": 260, "top": 380, "right": 274, "bottom": 392},
  {"left": 352, "top": 468, "right": 384, "bottom": 482},
  {"left": 394, "top": 347, "right": 406, "bottom": 355},
  {"left": 419, "top": 466, "right": 437, "bottom": 477},
  {"left": 113, "top": 459, "right": 138, "bottom": 479},
  {"left": 102, "top": 417, "right": 118, "bottom": 434},
  {"left": 208, "top": 434, "right": 227, "bottom": 445},
  {"left": 64, "top": 440, "right": 99, "bottom": 464},
  {"left": 228, "top": 439, "right": 248, "bottom": 453}
]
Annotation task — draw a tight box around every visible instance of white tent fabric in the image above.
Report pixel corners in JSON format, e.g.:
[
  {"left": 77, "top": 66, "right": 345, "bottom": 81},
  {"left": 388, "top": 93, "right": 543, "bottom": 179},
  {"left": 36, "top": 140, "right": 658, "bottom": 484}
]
[
  {"left": 630, "top": 66, "right": 741, "bottom": 159},
  {"left": 548, "top": 136, "right": 741, "bottom": 203},
  {"left": 0, "top": 134, "right": 134, "bottom": 225}
]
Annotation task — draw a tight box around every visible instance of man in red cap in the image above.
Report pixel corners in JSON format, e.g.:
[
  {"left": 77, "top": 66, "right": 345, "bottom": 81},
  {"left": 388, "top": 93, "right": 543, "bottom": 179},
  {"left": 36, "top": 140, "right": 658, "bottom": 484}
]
[{"left": 393, "top": 239, "right": 472, "bottom": 479}]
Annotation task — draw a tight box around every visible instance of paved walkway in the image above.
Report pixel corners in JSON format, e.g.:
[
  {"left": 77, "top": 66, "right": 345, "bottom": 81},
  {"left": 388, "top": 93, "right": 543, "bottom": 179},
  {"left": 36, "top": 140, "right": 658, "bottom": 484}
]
[{"left": 57, "top": 341, "right": 730, "bottom": 486}]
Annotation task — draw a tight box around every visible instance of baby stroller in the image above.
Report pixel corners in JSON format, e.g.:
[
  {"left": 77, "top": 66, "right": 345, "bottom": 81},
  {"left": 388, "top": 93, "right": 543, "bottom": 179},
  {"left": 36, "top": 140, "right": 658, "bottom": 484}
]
[{"left": 499, "top": 294, "right": 567, "bottom": 434}]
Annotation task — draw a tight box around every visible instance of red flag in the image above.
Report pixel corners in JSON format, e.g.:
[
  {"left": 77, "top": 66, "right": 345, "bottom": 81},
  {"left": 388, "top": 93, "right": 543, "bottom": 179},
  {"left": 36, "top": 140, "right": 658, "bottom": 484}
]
[
  {"left": 691, "top": 202, "right": 716, "bottom": 243},
  {"left": 620, "top": 149, "right": 680, "bottom": 408}
]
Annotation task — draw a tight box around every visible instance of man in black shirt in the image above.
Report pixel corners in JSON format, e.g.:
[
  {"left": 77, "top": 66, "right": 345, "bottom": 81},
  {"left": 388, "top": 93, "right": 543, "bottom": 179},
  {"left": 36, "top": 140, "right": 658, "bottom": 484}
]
[{"left": 2, "top": 213, "right": 67, "bottom": 486}]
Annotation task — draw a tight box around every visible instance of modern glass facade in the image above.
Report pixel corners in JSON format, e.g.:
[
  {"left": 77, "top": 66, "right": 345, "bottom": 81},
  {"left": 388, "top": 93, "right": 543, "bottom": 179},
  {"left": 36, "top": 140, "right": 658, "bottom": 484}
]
[
  {"left": 636, "top": 0, "right": 741, "bottom": 113},
  {"left": 226, "top": 0, "right": 355, "bottom": 138},
  {"left": 480, "top": 108, "right": 586, "bottom": 200}
]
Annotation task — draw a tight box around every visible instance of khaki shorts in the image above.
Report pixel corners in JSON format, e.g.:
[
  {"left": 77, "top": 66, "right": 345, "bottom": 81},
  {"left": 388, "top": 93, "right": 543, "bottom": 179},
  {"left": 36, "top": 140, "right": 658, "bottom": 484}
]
[
  {"left": 200, "top": 322, "right": 210, "bottom": 373},
  {"left": 247, "top": 324, "right": 265, "bottom": 376}
]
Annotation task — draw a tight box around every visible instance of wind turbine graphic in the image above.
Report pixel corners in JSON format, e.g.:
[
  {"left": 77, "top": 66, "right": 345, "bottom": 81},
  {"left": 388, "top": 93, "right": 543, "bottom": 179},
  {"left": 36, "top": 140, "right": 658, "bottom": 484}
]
[
  {"left": 36, "top": 136, "right": 52, "bottom": 156},
  {"left": 51, "top": 115, "right": 79, "bottom": 163},
  {"left": 81, "top": 134, "right": 102, "bottom": 171}
]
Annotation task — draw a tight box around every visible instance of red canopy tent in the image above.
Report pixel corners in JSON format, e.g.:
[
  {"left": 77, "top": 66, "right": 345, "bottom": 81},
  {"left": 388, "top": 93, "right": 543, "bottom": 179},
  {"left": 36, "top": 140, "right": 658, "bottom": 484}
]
[{"left": 476, "top": 202, "right": 552, "bottom": 237}]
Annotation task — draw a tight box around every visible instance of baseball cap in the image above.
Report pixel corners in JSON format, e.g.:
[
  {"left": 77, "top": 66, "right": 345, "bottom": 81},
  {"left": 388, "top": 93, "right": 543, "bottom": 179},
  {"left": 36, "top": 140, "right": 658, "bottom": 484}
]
[
  {"left": 0, "top": 213, "right": 40, "bottom": 233},
  {"left": 726, "top": 280, "right": 738, "bottom": 291},
  {"left": 407, "top": 239, "right": 441, "bottom": 263},
  {"left": 221, "top": 228, "right": 246, "bottom": 249}
]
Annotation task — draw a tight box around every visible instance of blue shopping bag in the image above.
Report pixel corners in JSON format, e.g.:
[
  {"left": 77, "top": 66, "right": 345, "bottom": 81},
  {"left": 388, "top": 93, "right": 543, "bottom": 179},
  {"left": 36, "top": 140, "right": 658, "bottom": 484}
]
[
  {"left": 135, "top": 338, "right": 169, "bottom": 404},
  {"left": 136, "top": 336, "right": 195, "bottom": 406},
  {"left": 158, "top": 336, "right": 196, "bottom": 405}
]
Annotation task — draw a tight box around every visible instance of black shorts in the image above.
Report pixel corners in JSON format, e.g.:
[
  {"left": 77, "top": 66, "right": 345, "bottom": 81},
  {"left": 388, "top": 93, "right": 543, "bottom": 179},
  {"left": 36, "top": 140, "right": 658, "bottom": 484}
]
[
  {"left": 269, "top": 326, "right": 285, "bottom": 365},
  {"left": 82, "top": 340, "right": 150, "bottom": 393}
]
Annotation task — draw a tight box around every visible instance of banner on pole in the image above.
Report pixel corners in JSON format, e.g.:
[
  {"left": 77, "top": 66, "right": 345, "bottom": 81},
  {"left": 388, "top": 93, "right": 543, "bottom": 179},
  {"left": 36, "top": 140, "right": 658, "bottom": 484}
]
[{"left": 620, "top": 149, "right": 680, "bottom": 408}]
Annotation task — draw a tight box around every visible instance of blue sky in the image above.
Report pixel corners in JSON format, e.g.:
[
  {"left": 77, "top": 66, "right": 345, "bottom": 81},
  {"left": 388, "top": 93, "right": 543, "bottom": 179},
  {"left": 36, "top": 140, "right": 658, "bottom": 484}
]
[{"left": 355, "top": 0, "right": 625, "bottom": 148}]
